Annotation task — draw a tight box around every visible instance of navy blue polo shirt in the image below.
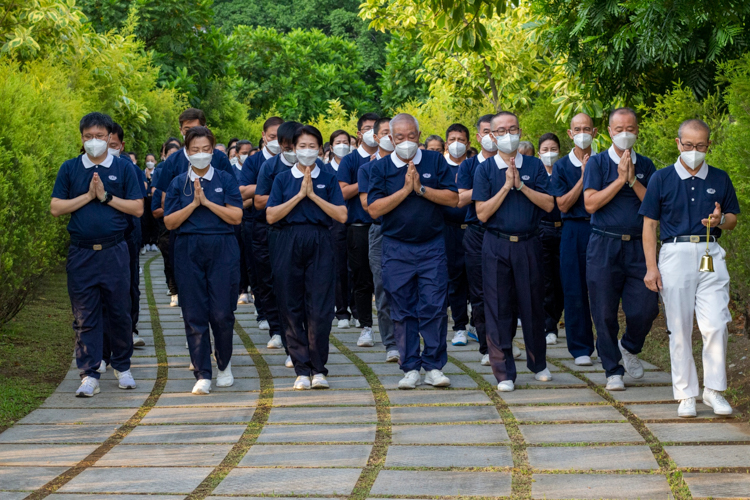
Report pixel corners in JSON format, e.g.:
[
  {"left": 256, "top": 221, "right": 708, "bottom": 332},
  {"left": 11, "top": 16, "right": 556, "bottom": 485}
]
[
  {"left": 154, "top": 148, "right": 236, "bottom": 192},
  {"left": 472, "top": 153, "right": 550, "bottom": 234},
  {"left": 151, "top": 188, "right": 163, "bottom": 211},
  {"left": 639, "top": 160, "right": 740, "bottom": 239},
  {"left": 542, "top": 170, "right": 562, "bottom": 224},
  {"left": 267, "top": 165, "right": 345, "bottom": 227},
  {"left": 443, "top": 159, "right": 469, "bottom": 224},
  {"left": 368, "top": 149, "right": 457, "bottom": 243},
  {"left": 548, "top": 149, "right": 589, "bottom": 220},
  {"left": 255, "top": 155, "right": 329, "bottom": 224},
  {"left": 51, "top": 154, "right": 142, "bottom": 241},
  {"left": 163, "top": 166, "right": 243, "bottom": 235},
  {"left": 583, "top": 146, "right": 656, "bottom": 233},
  {"left": 239, "top": 148, "right": 275, "bottom": 222},
  {"left": 357, "top": 158, "right": 383, "bottom": 224},
  {"left": 337, "top": 146, "right": 374, "bottom": 224},
  {"left": 456, "top": 152, "right": 492, "bottom": 225}
]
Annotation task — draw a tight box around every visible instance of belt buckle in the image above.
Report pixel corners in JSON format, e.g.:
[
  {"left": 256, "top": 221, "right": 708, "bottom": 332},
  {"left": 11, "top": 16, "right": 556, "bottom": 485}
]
[
  {"left": 554, "top": 222, "right": 562, "bottom": 228},
  {"left": 690, "top": 235, "right": 700, "bottom": 243},
  {"left": 509, "top": 236, "right": 519, "bottom": 242},
  {"left": 621, "top": 234, "right": 631, "bottom": 241},
  {"left": 461, "top": 224, "right": 467, "bottom": 230},
  {"left": 93, "top": 244, "right": 103, "bottom": 251}
]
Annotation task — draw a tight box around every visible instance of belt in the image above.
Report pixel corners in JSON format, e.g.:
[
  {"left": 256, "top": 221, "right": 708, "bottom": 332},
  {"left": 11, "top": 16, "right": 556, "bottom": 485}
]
[
  {"left": 467, "top": 224, "right": 486, "bottom": 234},
  {"left": 664, "top": 235, "right": 717, "bottom": 243},
  {"left": 350, "top": 222, "right": 372, "bottom": 227},
  {"left": 445, "top": 221, "right": 468, "bottom": 229},
  {"left": 486, "top": 228, "right": 538, "bottom": 242},
  {"left": 540, "top": 220, "right": 563, "bottom": 228},
  {"left": 70, "top": 233, "right": 125, "bottom": 251},
  {"left": 591, "top": 228, "right": 641, "bottom": 241}
]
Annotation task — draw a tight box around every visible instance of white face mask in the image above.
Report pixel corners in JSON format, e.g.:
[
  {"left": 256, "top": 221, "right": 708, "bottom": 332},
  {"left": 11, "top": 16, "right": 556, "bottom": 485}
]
[
  {"left": 362, "top": 129, "right": 378, "bottom": 148},
  {"left": 680, "top": 150, "right": 706, "bottom": 169},
  {"left": 84, "top": 138, "right": 108, "bottom": 158},
  {"left": 394, "top": 139, "right": 418, "bottom": 161},
  {"left": 189, "top": 152, "right": 212, "bottom": 170},
  {"left": 496, "top": 134, "right": 520, "bottom": 154},
  {"left": 108, "top": 147, "right": 121, "bottom": 157},
  {"left": 230, "top": 157, "right": 239, "bottom": 167},
  {"left": 612, "top": 131, "right": 637, "bottom": 150},
  {"left": 573, "top": 133, "right": 593, "bottom": 150},
  {"left": 332, "top": 143, "right": 350, "bottom": 158},
  {"left": 296, "top": 148, "right": 319, "bottom": 167},
  {"left": 379, "top": 136, "right": 395, "bottom": 152},
  {"left": 540, "top": 151, "right": 559, "bottom": 167},
  {"left": 448, "top": 141, "right": 467, "bottom": 158},
  {"left": 283, "top": 150, "right": 297, "bottom": 165},
  {"left": 239, "top": 154, "right": 248, "bottom": 165},
  {"left": 146, "top": 161, "right": 155, "bottom": 169},
  {"left": 266, "top": 140, "right": 281, "bottom": 155},
  {"left": 480, "top": 133, "right": 498, "bottom": 152}
]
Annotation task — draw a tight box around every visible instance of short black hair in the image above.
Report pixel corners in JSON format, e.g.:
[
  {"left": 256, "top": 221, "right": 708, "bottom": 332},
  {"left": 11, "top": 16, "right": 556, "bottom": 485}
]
[
  {"left": 294, "top": 125, "right": 324, "bottom": 148},
  {"left": 538, "top": 133, "right": 561, "bottom": 150},
  {"left": 609, "top": 107, "right": 638, "bottom": 124},
  {"left": 492, "top": 111, "right": 519, "bottom": 127},
  {"left": 126, "top": 151, "right": 137, "bottom": 159},
  {"left": 179, "top": 108, "right": 206, "bottom": 127},
  {"left": 425, "top": 135, "right": 445, "bottom": 151},
  {"left": 374, "top": 117, "right": 391, "bottom": 135},
  {"left": 263, "top": 116, "right": 284, "bottom": 131},
  {"left": 79, "top": 112, "right": 114, "bottom": 134},
  {"left": 447, "top": 123, "right": 470, "bottom": 142},
  {"left": 145, "top": 153, "right": 156, "bottom": 160},
  {"left": 184, "top": 126, "right": 216, "bottom": 149},
  {"left": 166, "top": 137, "right": 181, "bottom": 146},
  {"left": 165, "top": 142, "right": 181, "bottom": 154},
  {"left": 330, "top": 129, "right": 351, "bottom": 145},
  {"left": 227, "top": 138, "right": 240, "bottom": 150},
  {"left": 236, "top": 140, "right": 253, "bottom": 150},
  {"left": 111, "top": 122, "right": 124, "bottom": 143},
  {"left": 278, "top": 121, "right": 303, "bottom": 147},
  {"left": 476, "top": 114, "right": 494, "bottom": 131},
  {"left": 357, "top": 112, "right": 380, "bottom": 131}
]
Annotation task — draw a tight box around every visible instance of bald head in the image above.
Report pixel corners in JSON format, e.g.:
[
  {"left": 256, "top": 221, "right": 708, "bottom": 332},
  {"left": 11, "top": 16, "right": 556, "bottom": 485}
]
[
  {"left": 570, "top": 113, "right": 594, "bottom": 130},
  {"left": 678, "top": 119, "right": 710, "bottom": 141}
]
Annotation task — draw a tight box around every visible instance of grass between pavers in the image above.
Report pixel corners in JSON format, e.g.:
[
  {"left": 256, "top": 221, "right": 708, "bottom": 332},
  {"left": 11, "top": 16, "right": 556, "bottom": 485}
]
[
  {"left": 0, "top": 268, "right": 74, "bottom": 432},
  {"left": 25, "top": 255, "right": 169, "bottom": 500},
  {"left": 183, "top": 319, "right": 275, "bottom": 499}
]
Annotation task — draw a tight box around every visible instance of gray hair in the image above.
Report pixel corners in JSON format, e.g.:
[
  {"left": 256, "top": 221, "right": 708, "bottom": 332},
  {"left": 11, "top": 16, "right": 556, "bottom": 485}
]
[
  {"left": 390, "top": 113, "right": 420, "bottom": 133},
  {"left": 678, "top": 118, "right": 711, "bottom": 140}
]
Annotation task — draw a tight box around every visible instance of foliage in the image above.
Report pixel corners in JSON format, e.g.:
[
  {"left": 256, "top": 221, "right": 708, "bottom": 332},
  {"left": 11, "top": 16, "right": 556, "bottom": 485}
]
[
  {"left": 517, "top": 96, "right": 573, "bottom": 153},
  {"left": 378, "top": 34, "right": 430, "bottom": 112}
]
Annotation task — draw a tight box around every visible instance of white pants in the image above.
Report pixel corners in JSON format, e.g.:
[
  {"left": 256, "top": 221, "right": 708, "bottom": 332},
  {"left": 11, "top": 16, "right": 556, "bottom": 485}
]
[{"left": 659, "top": 241, "right": 731, "bottom": 400}]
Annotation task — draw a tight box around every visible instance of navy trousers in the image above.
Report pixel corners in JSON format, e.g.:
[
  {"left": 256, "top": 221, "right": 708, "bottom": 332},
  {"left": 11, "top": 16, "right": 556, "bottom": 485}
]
[
  {"left": 444, "top": 224, "right": 469, "bottom": 331},
  {"left": 252, "top": 221, "right": 283, "bottom": 342},
  {"left": 586, "top": 233, "right": 659, "bottom": 377},
  {"left": 330, "top": 220, "right": 351, "bottom": 321},
  {"left": 156, "top": 219, "right": 177, "bottom": 295},
  {"left": 463, "top": 225, "right": 487, "bottom": 354},
  {"left": 348, "top": 224, "right": 374, "bottom": 328},
  {"left": 272, "top": 225, "right": 335, "bottom": 377},
  {"left": 174, "top": 233, "right": 239, "bottom": 381},
  {"left": 483, "top": 233, "right": 546, "bottom": 383},
  {"left": 243, "top": 219, "right": 263, "bottom": 320},
  {"left": 235, "top": 224, "right": 249, "bottom": 293},
  {"left": 382, "top": 235, "right": 448, "bottom": 373},
  {"left": 127, "top": 223, "right": 141, "bottom": 335},
  {"left": 68, "top": 241, "right": 132, "bottom": 379},
  {"left": 540, "top": 224, "right": 564, "bottom": 334},
  {"left": 559, "top": 220, "right": 594, "bottom": 358}
]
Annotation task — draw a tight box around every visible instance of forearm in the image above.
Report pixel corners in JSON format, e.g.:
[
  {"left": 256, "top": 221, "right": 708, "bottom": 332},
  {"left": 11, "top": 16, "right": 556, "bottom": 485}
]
[
  {"left": 152, "top": 208, "right": 164, "bottom": 218},
  {"left": 458, "top": 189, "right": 473, "bottom": 208},
  {"left": 359, "top": 193, "right": 369, "bottom": 211},
  {"left": 310, "top": 194, "right": 348, "bottom": 223},
  {"left": 423, "top": 187, "right": 458, "bottom": 207},
  {"left": 475, "top": 187, "right": 511, "bottom": 222},
  {"left": 240, "top": 184, "right": 256, "bottom": 200},
  {"left": 50, "top": 194, "right": 93, "bottom": 217},
  {"left": 254, "top": 194, "right": 269, "bottom": 210},
  {"left": 584, "top": 180, "right": 624, "bottom": 213},
  {"left": 339, "top": 182, "right": 359, "bottom": 200},
  {"left": 642, "top": 218, "right": 659, "bottom": 270},
  {"left": 557, "top": 179, "right": 583, "bottom": 213},
  {"left": 719, "top": 213, "right": 738, "bottom": 231},
  {"left": 205, "top": 201, "right": 243, "bottom": 225},
  {"left": 243, "top": 198, "right": 253, "bottom": 209},
  {"left": 368, "top": 188, "right": 411, "bottom": 218},
  {"left": 632, "top": 180, "right": 646, "bottom": 201},
  {"left": 521, "top": 187, "right": 554, "bottom": 213},
  {"left": 266, "top": 195, "right": 303, "bottom": 224},
  {"left": 109, "top": 197, "right": 144, "bottom": 217},
  {"left": 164, "top": 204, "right": 197, "bottom": 230}
]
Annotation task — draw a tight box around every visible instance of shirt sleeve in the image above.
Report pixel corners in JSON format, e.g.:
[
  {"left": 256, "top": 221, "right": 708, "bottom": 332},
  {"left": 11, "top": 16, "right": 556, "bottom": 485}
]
[
  {"left": 582, "top": 155, "right": 604, "bottom": 192},
  {"left": 154, "top": 159, "right": 174, "bottom": 192},
  {"left": 638, "top": 172, "right": 662, "bottom": 220},
  {"left": 357, "top": 164, "right": 370, "bottom": 193},
  {"left": 239, "top": 160, "right": 254, "bottom": 187},
  {"left": 471, "top": 163, "right": 491, "bottom": 202},
  {"left": 436, "top": 155, "right": 458, "bottom": 192},
  {"left": 721, "top": 173, "right": 741, "bottom": 214},
  {"left": 123, "top": 161, "right": 144, "bottom": 201},
  {"left": 532, "top": 159, "right": 550, "bottom": 194},
  {"left": 51, "top": 162, "right": 71, "bottom": 199},
  {"left": 256, "top": 162, "right": 273, "bottom": 196},
  {"left": 223, "top": 173, "right": 243, "bottom": 209},
  {"left": 163, "top": 177, "right": 181, "bottom": 216},
  {"left": 151, "top": 189, "right": 162, "bottom": 211},
  {"left": 456, "top": 159, "right": 473, "bottom": 190},
  {"left": 136, "top": 166, "right": 147, "bottom": 197},
  {"left": 337, "top": 155, "right": 356, "bottom": 184},
  {"left": 639, "top": 157, "right": 657, "bottom": 187},
  {"left": 329, "top": 175, "right": 346, "bottom": 206},
  {"left": 367, "top": 161, "right": 387, "bottom": 205},
  {"left": 548, "top": 161, "right": 568, "bottom": 198},
  {"left": 266, "top": 175, "right": 284, "bottom": 208}
]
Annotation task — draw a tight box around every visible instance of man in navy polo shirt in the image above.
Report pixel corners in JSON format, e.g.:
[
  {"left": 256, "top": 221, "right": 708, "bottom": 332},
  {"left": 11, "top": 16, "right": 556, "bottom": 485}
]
[
  {"left": 548, "top": 113, "right": 597, "bottom": 365},
  {"left": 473, "top": 111, "right": 555, "bottom": 392},
  {"left": 51, "top": 112, "right": 144, "bottom": 397},
  {"left": 368, "top": 114, "right": 458, "bottom": 389},
  {"left": 641, "top": 119, "right": 740, "bottom": 417},
  {"left": 583, "top": 107, "right": 659, "bottom": 392},
  {"left": 338, "top": 112, "right": 380, "bottom": 348}
]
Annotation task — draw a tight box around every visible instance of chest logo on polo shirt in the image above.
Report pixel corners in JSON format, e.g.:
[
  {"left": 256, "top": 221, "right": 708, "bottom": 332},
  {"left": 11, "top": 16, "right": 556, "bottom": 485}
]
[
  {"left": 636, "top": 173, "right": 644, "bottom": 179},
  {"left": 108, "top": 175, "right": 117, "bottom": 181},
  {"left": 422, "top": 173, "right": 431, "bottom": 178},
  {"left": 521, "top": 175, "right": 530, "bottom": 181},
  {"left": 317, "top": 184, "right": 326, "bottom": 189},
  {"left": 215, "top": 187, "right": 223, "bottom": 193},
  {"left": 707, "top": 188, "right": 716, "bottom": 194}
]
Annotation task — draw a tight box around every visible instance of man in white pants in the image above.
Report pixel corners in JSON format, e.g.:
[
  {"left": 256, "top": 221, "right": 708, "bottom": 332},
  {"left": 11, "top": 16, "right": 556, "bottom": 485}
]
[{"left": 641, "top": 119, "right": 740, "bottom": 418}]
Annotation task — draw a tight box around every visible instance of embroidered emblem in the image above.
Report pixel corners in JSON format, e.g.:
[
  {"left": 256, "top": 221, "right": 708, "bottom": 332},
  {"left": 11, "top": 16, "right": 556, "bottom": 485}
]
[
  {"left": 422, "top": 173, "right": 432, "bottom": 178},
  {"left": 521, "top": 175, "right": 530, "bottom": 181},
  {"left": 636, "top": 173, "right": 644, "bottom": 179},
  {"left": 707, "top": 188, "right": 716, "bottom": 194},
  {"left": 317, "top": 184, "right": 326, "bottom": 189},
  {"left": 108, "top": 175, "right": 117, "bottom": 181},
  {"left": 215, "top": 187, "right": 223, "bottom": 193}
]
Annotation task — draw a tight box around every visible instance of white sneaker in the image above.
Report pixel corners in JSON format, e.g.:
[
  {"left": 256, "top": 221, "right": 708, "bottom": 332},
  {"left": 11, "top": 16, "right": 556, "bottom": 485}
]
[
  {"left": 192, "top": 379, "right": 211, "bottom": 394},
  {"left": 357, "top": 327, "right": 374, "bottom": 347},
  {"left": 498, "top": 380, "right": 515, "bottom": 392},
  {"left": 337, "top": 318, "right": 350, "bottom": 329},
  {"left": 217, "top": 362, "right": 234, "bottom": 387},
  {"left": 114, "top": 369, "right": 137, "bottom": 389},
  {"left": 166, "top": 290, "right": 173, "bottom": 296},
  {"left": 424, "top": 369, "right": 451, "bottom": 387},
  {"left": 76, "top": 376, "right": 100, "bottom": 397},
  {"left": 606, "top": 374, "right": 625, "bottom": 391},
  {"left": 678, "top": 397, "right": 697, "bottom": 418},
  {"left": 398, "top": 370, "right": 421, "bottom": 390},
  {"left": 618, "top": 339, "right": 644, "bottom": 379},
  {"left": 512, "top": 344, "right": 522, "bottom": 359},
  {"left": 189, "top": 362, "right": 195, "bottom": 371},
  {"left": 481, "top": 354, "right": 490, "bottom": 366},
  {"left": 170, "top": 295, "right": 179, "bottom": 307},
  {"left": 140, "top": 246, "right": 147, "bottom": 255},
  {"left": 258, "top": 319, "right": 270, "bottom": 330},
  {"left": 139, "top": 266, "right": 143, "bottom": 275},
  {"left": 354, "top": 319, "right": 361, "bottom": 328},
  {"left": 385, "top": 350, "right": 400, "bottom": 363},
  {"left": 180, "top": 309, "right": 183, "bottom": 318},
  {"left": 237, "top": 293, "right": 250, "bottom": 305},
  {"left": 294, "top": 376, "right": 311, "bottom": 390},
  {"left": 267, "top": 334, "right": 283, "bottom": 349},
  {"left": 185, "top": 340, "right": 189, "bottom": 349},
  {"left": 285, "top": 355, "right": 294, "bottom": 368},
  {"left": 703, "top": 387, "right": 733, "bottom": 415},
  {"left": 574, "top": 355, "right": 593, "bottom": 366},
  {"left": 545, "top": 333, "right": 557, "bottom": 345},
  {"left": 534, "top": 368, "right": 553, "bottom": 382},
  {"left": 517, "top": 319, "right": 522, "bottom": 327},
  {"left": 96, "top": 361, "right": 107, "bottom": 374},
  {"left": 451, "top": 330, "right": 468, "bottom": 346},
  {"left": 132, "top": 333, "right": 146, "bottom": 347},
  {"left": 311, "top": 374, "right": 329, "bottom": 389}
]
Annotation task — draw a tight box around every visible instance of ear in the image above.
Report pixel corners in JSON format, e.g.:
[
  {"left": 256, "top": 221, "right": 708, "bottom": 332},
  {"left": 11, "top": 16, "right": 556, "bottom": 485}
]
[
  {"left": 592, "top": 128, "right": 598, "bottom": 138},
  {"left": 567, "top": 129, "right": 574, "bottom": 140}
]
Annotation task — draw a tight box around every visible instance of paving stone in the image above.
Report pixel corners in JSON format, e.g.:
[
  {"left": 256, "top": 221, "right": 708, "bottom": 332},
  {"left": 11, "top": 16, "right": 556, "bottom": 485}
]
[
  {"left": 0, "top": 424, "right": 116, "bottom": 444},
  {"left": 648, "top": 422, "right": 750, "bottom": 442},
  {"left": 367, "top": 362, "right": 463, "bottom": 375},
  {"left": 122, "top": 424, "right": 245, "bottom": 444},
  {"left": 141, "top": 407, "right": 255, "bottom": 424},
  {"left": 560, "top": 359, "right": 661, "bottom": 372},
  {"left": 370, "top": 470, "right": 512, "bottom": 497},
  {"left": 0, "top": 493, "right": 31, "bottom": 500},
  {"left": 163, "top": 378, "right": 260, "bottom": 393},
  {"left": 390, "top": 405, "right": 501, "bottom": 423},
  {"left": 18, "top": 408, "right": 136, "bottom": 424},
  {"left": 167, "top": 355, "right": 254, "bottom": 367},
  {"left": 584, "top": 371, "right": 672, "bottom": 386},
  {"left": 392, "top": 424, "right": 509, "bottom": 444},
  {"left": 627, "top": 403, "right": 730, "bottom": 420},
  {"left": 267, "top": 364, "right": 361, "bottom": 378},
  {"left": 379, "top": 374, "right": 478, "bottom": 389},
  {"left": 385, "top": 445, "right": 512, "bottom": 467},
  {"left": 498, "top": 388, "right": 604, "bottom": 405},
  {"left": 167, "top": 365, "right": 259, "bottom": 379},
  {"left": 0, "top": 466, "right": 69, "bottom": 490},
  {"left": 155, "top": 392, "right": 259, "bottom": 407},
  {"left": 274, "top": 376, "right": 370, "bottom": 390},
  {"left": 0, "top": 444, "right": 98, "bottom": 466},
  {"left": 41, "top": 393, "right": 149, "bottom": 408},
  {"left": 354, "top": 352, "right": 394, "bottom": 363},
  {"left": 55, "top": 378, "right": 155, "bottom": 394},
  {"left": 463, "top": 362, "right": 560, "bottom": 375},
  {"left": 257, "top": 424, "right": 376, "bottom": 443},
  {"left": 214, "top": 468, "right": 361, "bottom": 496},
  {"left": 267, "top": 406, "right": 377, "bottom": 423},
  {"left": 665, "top": 445, "right": 750, "bottom": 468},
  {"left": 528, "top": 445, "right": 659, "bottom": 470},
  {"left": 521, "top": 423, "right": 645, "bottom": 444},
  {"left": 531, "top": 473, "right": 673, "bottom": 499},
  {"left": 484, "top": 372, "right": 587, "bottom": 387},
  {"left": 240, "top": 444, "right": 371, "bottom": 467},
  {"left": 608, "top": 386, "right": 678, "bottom": 403},
  {"left": 58, "top": 467, "right": 212, "bottom": 494},
  {"left": 683, "top": 473, "right": 750, "bottom": 498},
  {"left": 387, "top": 390, "right": 492, "bottom": 406},
  {"left": 263, "top": 353, "right": 351, "bottom": 365},
  {"left": 510, "top": 404, "right": 626, "bottom": 422},
  {"left": 271, "top": 390, "right": 375, "bottom": 406},
  {"left": 96, "top": 444, "right": 233, "bottom": 466}
]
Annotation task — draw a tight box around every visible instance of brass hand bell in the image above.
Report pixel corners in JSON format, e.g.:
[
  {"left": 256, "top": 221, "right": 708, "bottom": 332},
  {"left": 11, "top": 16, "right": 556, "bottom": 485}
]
[{"left": 699, "top": 215, "right": 714, "bottom": 273}]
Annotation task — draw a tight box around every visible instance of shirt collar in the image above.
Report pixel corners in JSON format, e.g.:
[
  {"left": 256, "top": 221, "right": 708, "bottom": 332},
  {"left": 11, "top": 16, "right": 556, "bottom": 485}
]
[
  {"left": 447, "top": 157, "right": 459, "bottom": 166},
  {"left": 183, "top": 148, "right": 190, "bottom": 162},
  {"left": 390, "top": 148, "right": 423, "bottom": 168},
  {"left": 82, "top": 153, "right": 114, "bottom": 169},
  {"left": 493, "top": 153, "right": 523, "bottom": 170},
  {"left": 478, "top": 150, "right": 493, "bottom": 163},
  {"left": 291, "top": 164, "right": 321, "bottom": 178},
  {"left": 568, "top": 148, "right": 583, "bottom": 167},
  {"left": 189, "top": 165, "right": 215, "bottom": 181},
  {"left": 280, "top": 153, "right": 293, "bottom": 167},
  {"left": 375, "top": 151, "right": 382, "bottom": 160},
  {"left": 357, "top": 145, "right": 370, "bottom": 158},
  {"left": 608, "top": 145, "right": 638, "bottom": 164},
  {"left": 329, "top": 158, "right": 339, "bottom": 171},
  {"left": 262, "top": 147, "right": 273, "bottom": 160},
  {"left": 674, "top": 159, "right": 708, "bottom": 180}
]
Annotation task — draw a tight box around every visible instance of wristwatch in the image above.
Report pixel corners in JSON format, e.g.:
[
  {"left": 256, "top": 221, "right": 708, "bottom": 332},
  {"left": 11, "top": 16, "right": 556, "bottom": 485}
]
[
  {"left": 100, "top": 191, "right": 113, "bottom": 205},
  {"left": 416, "top": 185, "right": 426, "bottom": 197},
  {"left": 720, "top": 213, "right": 726, "bottom": 226}
]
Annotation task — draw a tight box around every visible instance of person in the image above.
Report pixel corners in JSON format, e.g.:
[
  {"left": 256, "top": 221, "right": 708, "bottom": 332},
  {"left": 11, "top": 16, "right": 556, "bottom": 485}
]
[
  {"left": 359, "top": 117, "right": 399, "bottom": 362},
  {"left": 424, "top": 135, "right": 445, "bottom": 153},
  {"left": 233, "top": 140, "right": 254, "bottom": 305},
  {"left": 349, "top": 135, "right": 358, "bottom": 152},
  {"left": 583, "top": 107, "right": 659, "bottom": 391},
  {"left": 537, "top": 133, "right": 565, "bottom": 348},
  {"left": 641, "top": 119, "right": 740, "bottom": 417},
  {"left": 548, "top": 113, "right": 597, "bottom": 364},
  {"left": 466, "top": 147, "right": 478, "bottom": 159},
  {"left": 441, "top": 124, "right": 472, "bottom": 347},
  {"left": 368, "top": 113, "right": 458, "bottom": 389},
  {"left": 164, "top": 126, "right": 243, "bottom": 394},
  {"left": 473, "top": 111, "right": 555, "bottom": 392},
  {"left": 216, "top": 143, "right": 227, "bottom": 154},
  {"left": 227, "top": 138, "right": 240, "bottom": 152},
  {"left": 338, "top": 113, "right": 380, "bottom": 347},
  {"left": 152, "top": 142, "right": 181, "bottom": 304},
  {"left": 517, "top": 141, "right": 535, "bottom": 157},
  {"left": 51, "top": 112, "right": 143, "bottom": 396},
  {"left": 266, "top": 125, "right": 347, "bottom": 390},
  {"left": 228, "top": 145, "right": 238, "bottom": 167},
  {"left": 327, "top": 130, "right": 356, "bottom": 328},
  {"left": 141, "top": 153, "right": 159, "bottom": 252}
]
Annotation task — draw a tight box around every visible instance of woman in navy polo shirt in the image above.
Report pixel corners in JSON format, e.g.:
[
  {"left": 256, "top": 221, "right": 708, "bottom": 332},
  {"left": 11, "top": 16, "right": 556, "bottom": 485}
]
[
  {"left": 266, "top": 125, "right": 348, "bottom": 390},
  {"left": 164, "top": 126, "right": 243, "bottom": 395}
]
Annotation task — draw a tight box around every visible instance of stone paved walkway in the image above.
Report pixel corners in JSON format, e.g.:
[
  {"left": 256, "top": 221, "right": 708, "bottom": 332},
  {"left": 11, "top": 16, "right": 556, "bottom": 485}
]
[{"left": 1, "top": 255, "right": 749, "bottom": 499}]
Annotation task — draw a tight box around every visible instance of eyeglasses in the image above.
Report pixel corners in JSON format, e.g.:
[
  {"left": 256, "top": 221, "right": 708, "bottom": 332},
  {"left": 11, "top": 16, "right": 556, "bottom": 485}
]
[
  {"left": 679, "top": 140, "right": 708, "bottom": 153},
  {"left": 82, "top": 133, "right": 109, "bottom": 141},
  {"left": 491, "top": 127, "right": 520, "bottom": 136}
]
